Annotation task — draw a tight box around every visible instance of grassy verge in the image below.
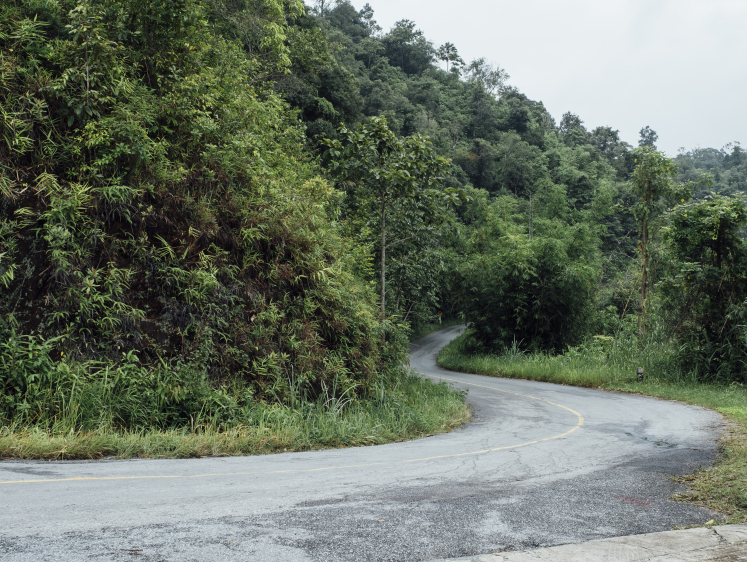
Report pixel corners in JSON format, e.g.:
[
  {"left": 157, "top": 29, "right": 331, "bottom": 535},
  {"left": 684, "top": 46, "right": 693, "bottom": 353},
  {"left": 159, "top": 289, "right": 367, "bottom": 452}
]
[
  {"left": 409, "top": 318, "right": 463, "bottom": 341},
  {"left": 439, "top": 331, "right": 747, "bottom": 524},
  {"left": 0, "top": 372, "right": 470, "bottom": 461}
]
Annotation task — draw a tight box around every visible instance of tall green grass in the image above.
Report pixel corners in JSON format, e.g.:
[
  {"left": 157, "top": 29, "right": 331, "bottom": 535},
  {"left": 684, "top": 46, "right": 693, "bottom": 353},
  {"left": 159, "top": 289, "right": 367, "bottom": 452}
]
[
  {"left": 439, "top": 329, "right": 747, "bottom": 523},
  {"left": 439, "top": 322, "right": 698, "bottom": 387},
  {"left": 0, "top": 372, "right": 470, "bottom": 460}
]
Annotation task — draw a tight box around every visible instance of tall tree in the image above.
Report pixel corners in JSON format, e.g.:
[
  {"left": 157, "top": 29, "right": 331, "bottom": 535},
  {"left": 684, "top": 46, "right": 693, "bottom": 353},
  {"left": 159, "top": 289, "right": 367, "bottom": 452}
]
[
  {"left": 322, "top": 117, "right": 456, "bottom": 319},
  {"left": 465, "top": 58, "right": 509, "bottom": 95},
  {"left": 638, "top": 126, "right": 659, "bottom": 148},
  {"left": 436, "top": 42, "right": 464, "bottom": 73},
  {"left": 312, "top": 0, "right": 337, "bottom": 17},
  {"left": 382, "top": 19, "right": 434, "bottom": 75},
  {"left": 559, "top": 111, "right": 584, "bottom": 134},
  {"left": 630, "top": 146, "right": 678, "bottom": 338},
  {"left": 359, "top": 3, "right": 381, "bottom": 36}
]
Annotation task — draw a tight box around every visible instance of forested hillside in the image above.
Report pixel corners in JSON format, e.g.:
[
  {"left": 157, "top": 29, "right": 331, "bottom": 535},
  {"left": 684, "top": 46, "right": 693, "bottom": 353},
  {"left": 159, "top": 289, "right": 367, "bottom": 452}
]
[
  {"left": 282, "top": 1, "right": 747, "bottom": 383},
  {"left": 278, "top": 1, "right": 637, "bottom": 328},
  {"left": 676, "top": 143, "right": 747, "bottom": 198},
  {"left": 0, "top": 0, "right": 444, "bottom": 437},
  {"left": 1, "top": 0, "right": 746, "bottom": 451}
]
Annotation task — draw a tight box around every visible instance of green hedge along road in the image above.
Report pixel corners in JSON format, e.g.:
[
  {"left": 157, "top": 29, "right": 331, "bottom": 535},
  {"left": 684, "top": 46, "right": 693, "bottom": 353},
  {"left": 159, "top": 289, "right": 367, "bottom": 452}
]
[{"left": 0, "top": 326, "right": 724, "bottom": 561}]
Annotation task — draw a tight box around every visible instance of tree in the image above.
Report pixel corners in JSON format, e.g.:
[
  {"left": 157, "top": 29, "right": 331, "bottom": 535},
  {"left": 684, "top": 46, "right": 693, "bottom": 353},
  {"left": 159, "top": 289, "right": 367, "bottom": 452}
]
[
  {"left": 357, "top": 37, "right": 385, "bottom": 69},
  {"left": 638, "top": 126, "right": 658, "bottom": 148},
  {"left": 630, "top": 146, "right": 680, "bottom": 338},
  {"left": 722, "top": 142, "right": 746, "bottom": 171},
  {"left": 436, "top": 42, "right": 464, "bottom": 73},
  {"left": 312, "top": 0, "right": 337, "bottom": 17},
  {"left": 559, "top": 112, "right": 584, "bottom": 134},
  {"left": 382, "top": 19, "right": 434, "bottom": 75},
  {"left": 465, "top": 58, "right": 509, "bottom": 95},
  {"left": 327, "top": 1, "right": 371, "bottom": 40},
  {"left": 495, "top": 133, "right": 545, "bottom": 196},
  {"left": 588, "top": 126, "right": 633, "bottom": 178},
  {"left": 322, "top": 117, "right": 457, "bottom": 320},
  {"left": 359, "top": 3, "right": 381, "bottom": 36},
  {"left": 661, "top": 195, "right": 747, "bottom": 381}
]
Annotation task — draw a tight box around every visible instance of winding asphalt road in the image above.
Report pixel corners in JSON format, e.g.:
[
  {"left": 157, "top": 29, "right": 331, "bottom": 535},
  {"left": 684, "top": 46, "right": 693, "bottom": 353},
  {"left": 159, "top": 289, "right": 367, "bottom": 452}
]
[{"left": 0, "top": 326, "right": 725, "bottom": 561}]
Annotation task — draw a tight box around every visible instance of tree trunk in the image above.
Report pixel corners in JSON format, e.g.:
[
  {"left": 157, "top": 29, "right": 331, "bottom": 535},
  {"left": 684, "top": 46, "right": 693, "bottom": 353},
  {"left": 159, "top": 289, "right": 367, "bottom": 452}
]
[
  {"left": 637, "top": 213, "right": 648, "bottom": 340},
  {"left": 380, "top": 200, "right": 386, "bottom": 343},
  {"left": 380, "top": 201, "right": 386, "bottom": 318},
  {"left": 528, "top": 195, "right": 533, "bottom": 240}
]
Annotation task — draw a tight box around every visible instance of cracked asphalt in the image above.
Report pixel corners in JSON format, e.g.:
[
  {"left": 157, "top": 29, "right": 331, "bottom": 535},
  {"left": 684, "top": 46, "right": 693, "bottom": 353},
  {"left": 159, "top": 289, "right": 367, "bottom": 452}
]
[{"left": 0, "top": 326, "right": 726, "bottom": 561}]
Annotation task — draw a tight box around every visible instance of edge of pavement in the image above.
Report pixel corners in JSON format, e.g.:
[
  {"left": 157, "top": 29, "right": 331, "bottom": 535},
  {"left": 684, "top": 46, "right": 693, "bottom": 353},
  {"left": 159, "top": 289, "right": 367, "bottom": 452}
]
[{"left": 429, "top": 523, "right": 747, "bottom": 562}]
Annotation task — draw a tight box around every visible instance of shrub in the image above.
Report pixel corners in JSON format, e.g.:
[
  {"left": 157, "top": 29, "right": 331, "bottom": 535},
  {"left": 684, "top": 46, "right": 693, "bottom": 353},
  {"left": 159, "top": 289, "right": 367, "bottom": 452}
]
[{"left": 0, "top": 0, "right": 402, "bottom": 427}]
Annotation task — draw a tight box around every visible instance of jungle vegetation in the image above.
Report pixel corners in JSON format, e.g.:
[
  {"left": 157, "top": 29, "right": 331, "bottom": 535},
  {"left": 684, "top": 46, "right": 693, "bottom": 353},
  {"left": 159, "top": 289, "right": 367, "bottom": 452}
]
[
  {"left": 0, "top": 0, "right": 468, "bottom": 449},
  {"left": 1, "top": 0, "right": 746, "bottom": 458},
  {"left": 285, "top": 0, "right": 747, "bottom": 384}
]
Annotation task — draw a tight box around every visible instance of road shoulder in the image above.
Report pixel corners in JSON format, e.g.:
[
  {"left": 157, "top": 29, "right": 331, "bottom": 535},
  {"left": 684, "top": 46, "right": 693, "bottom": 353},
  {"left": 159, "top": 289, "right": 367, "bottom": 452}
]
[{"left": 434, "top": 523, "right": 747, "bottom": 561}]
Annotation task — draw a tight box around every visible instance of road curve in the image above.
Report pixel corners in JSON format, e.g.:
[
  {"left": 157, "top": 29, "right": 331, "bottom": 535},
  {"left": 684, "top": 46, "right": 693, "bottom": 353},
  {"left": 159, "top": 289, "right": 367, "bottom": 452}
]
[{"left": 0, "top": 326, "right": 724, "bottom": 562}]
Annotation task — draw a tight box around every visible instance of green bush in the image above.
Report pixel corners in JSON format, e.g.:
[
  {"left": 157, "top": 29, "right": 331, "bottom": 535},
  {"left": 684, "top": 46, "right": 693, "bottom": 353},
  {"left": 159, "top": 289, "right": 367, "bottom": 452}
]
[
  {"left": 0, "top": 0, "right": 405, "bottom": 428},
  {"left": 455, "top": 194, "right": 600, "bottom": 352},
  {"left": 660, "top": 195, "right": 747, "bottom": 383}
]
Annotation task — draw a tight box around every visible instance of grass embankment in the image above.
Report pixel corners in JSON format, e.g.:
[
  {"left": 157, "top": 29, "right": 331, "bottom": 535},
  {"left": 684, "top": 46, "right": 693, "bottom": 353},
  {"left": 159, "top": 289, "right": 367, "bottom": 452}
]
[
  {"left": 439, "top": 332, "right": 747, "bottom": 524},
  {"left": 0, "top": 373, "right": 470, "bottom": 461}
]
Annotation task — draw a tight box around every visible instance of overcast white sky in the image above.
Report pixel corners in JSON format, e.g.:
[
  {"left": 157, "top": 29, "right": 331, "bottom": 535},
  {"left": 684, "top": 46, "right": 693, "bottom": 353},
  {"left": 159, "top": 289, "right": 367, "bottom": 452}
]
[{"left": 358, "top": 0, "right": 747, "bottom": 156}]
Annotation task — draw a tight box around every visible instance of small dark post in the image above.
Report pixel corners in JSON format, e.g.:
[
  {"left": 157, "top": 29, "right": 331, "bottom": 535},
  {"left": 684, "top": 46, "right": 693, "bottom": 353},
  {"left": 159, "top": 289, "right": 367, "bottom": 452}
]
[{"left": 637, "top": 367, "right": 644, "bottom": 382}]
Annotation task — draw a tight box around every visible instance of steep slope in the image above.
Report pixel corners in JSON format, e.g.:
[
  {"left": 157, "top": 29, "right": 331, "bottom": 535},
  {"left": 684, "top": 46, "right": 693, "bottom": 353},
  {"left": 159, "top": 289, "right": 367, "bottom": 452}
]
[{"left": 0, "top": 0, "right": 391, "bottom": 427}]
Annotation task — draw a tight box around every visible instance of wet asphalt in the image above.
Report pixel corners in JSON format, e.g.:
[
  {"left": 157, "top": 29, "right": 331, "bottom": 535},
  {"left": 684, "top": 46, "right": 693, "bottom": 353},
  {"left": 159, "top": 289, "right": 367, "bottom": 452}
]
[{"left": 0, "top": 326, "right": 725, "bottom": 561}]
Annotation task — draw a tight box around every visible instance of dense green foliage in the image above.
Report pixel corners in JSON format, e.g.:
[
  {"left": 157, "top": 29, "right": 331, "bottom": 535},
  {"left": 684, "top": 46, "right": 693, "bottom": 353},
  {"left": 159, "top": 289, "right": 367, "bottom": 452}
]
[
  {"left": 454, "top": 191, "right": 601, "bottom": 350},
  {"left": 285, "top": 1, "right": 637, "bottom": 334},
  {"left": 0, "top": 0, "right": 413, "bottom": 430},
  {"left": 676, "top": 143, "right": 747, "bottom": 198},
  {"left": 322, "top": 116, "right": 460, "bottom": 322},
  {"left": 661, "top": 195, "right": 747, "bottom": 379},
  {"left": 284, "top": 1, "right": 747, "bottom": 382},
  {"left": 2, "top": 0, "right": 746, "bottom": 441}
]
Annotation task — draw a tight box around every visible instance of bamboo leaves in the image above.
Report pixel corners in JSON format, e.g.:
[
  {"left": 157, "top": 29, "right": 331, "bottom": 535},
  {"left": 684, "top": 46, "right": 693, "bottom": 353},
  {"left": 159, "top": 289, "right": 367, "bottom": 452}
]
[{"left": 0, "top": 0, "right": 394, "bottom": 430}]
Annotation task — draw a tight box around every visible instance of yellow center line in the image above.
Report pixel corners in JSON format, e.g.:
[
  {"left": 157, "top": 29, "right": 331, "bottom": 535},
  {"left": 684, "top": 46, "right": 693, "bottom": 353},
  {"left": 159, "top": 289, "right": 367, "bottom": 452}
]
[
  {"left": 409, "top": 376, "right": 585, "bottom": 461},
  {"left": 0, "top": 376, "right": 584, "bottom": 486}
]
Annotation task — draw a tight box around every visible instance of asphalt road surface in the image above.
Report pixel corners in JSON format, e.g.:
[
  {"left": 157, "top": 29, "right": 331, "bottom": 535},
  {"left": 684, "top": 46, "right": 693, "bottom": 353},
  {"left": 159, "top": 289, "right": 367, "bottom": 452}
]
[{"left": 0, "top": 326, "right": 725, "bottom": 562}]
